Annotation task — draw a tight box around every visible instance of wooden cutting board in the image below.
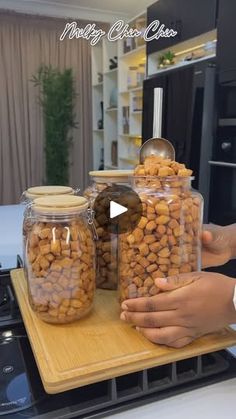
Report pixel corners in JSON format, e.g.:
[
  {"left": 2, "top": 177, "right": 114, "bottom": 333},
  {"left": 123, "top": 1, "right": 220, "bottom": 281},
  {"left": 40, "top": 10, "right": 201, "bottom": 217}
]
[{"left": 11, "top": 268, "right": 236, "bottom": 394}]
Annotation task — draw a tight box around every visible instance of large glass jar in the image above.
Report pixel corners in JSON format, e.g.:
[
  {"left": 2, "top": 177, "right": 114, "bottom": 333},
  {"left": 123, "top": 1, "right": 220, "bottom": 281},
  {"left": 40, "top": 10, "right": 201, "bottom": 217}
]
[
  {"left": 25, "top": 195, "right": 95, "bottom": 324},
  {"left": 119, "top": 176, "right": 203, "bottom": 302},
  {"left": 84, "top": 170, "right": 133, "bottom": 290}
]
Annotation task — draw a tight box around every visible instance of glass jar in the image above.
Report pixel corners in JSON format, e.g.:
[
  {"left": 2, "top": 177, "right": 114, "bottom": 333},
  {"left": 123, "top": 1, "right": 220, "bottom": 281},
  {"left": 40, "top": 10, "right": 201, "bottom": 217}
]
[
  {"left": 132, "top": 93, "right": 143, "bottom": 112},
  {"left": 25, "top": 195, "right": 95, "bottom": 324},
  {"left": 127, "top": 66, "right": 138, "bottom": 89},
  {"left": 119, "top": 176, "right": 203, "bottom": 302},
  {"left": 21, "top": 186, "right": 79, "bottom": 267},
  {"left": 84, "top": 170, "right": 133, "bottom": 290},
  {"left": 137, "top": 64, "right": 145, "bottom": 87}
]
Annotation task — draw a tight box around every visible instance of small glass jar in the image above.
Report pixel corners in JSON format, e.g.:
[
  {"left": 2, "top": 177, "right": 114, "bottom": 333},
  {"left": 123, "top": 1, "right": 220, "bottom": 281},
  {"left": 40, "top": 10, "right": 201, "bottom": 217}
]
[
  {"left": 119, "top": 176, "right": 203, "bottom": 302},
  {"left": 127, "top": 66, "right": 138, "bottom": 89},
  {"left": 25, "top": 195, "right": 95, "bottom": 324},
  {"left": 21, "top": 186, "right": 79, "bottom": 266},
  {"left": 84, "top": 170, "right": 133, "bottom": 290},
  {"left": 136, "top": 64, "right": 145, "bottom": 87}
]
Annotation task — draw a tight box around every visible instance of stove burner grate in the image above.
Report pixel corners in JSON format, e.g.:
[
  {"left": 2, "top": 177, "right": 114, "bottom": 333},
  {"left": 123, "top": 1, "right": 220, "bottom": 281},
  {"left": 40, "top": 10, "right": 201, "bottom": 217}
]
[
  {"left": 0, "top": 286, "right": 8, "bottom": 308},
  {"left": 0, "top": 257, "right": 23, "bottom": 328},
  {"left": 0, "top": 283, "right": 21, "bottom": 328}
]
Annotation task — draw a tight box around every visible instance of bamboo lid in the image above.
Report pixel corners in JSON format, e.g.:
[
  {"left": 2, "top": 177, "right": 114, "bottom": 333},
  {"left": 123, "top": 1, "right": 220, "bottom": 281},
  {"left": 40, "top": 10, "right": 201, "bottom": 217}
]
[
  {"left": 33, "top": 195, "right": 88, "bottom": 214},
  {"left": 89, "top": 170, "right": 133, "bottom": 183},
  {"left": 25, "top": 185, "right": 73, "bottom": 199}
]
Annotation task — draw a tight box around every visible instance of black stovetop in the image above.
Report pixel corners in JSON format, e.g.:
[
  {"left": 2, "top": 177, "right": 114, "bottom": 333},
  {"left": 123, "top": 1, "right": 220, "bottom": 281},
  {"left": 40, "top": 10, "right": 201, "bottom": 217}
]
[
  {"left": 0, "top": 259, "right": 236, "bottom": 419},
  {"left": 0, "top": 274, "right": 21, "bottom": 329}
]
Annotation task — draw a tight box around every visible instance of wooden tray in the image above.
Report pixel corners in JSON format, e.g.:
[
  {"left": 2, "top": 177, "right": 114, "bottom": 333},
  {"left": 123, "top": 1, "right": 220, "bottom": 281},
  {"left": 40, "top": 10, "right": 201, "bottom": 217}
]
[{"left": 11, "top": 269, "right": 236, "bottom": 394}]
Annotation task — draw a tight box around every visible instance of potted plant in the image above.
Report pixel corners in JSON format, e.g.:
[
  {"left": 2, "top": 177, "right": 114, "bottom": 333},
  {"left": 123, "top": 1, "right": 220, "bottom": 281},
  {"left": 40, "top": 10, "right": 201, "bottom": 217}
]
[
  {"left": 158, "top": 51, "right": 175, "bottom": 68},
  {"left": 32, "top": 65, "right": 77, "bottom": 185}
]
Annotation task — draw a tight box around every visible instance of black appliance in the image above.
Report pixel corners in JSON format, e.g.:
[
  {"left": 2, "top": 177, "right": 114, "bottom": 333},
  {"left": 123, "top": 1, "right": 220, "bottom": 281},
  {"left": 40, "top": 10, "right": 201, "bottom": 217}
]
[
  {"left": 1, "top": 258, "right": 236, "bottom": 418},
  {"left": 217, "top": 0, "right": 236, "bottom": 84},
  {"left": 142, "top": 59, "right": 216, "bottom": 221},
  {"left": 207, "top": 85, "right": 236, "bottom": 277}
]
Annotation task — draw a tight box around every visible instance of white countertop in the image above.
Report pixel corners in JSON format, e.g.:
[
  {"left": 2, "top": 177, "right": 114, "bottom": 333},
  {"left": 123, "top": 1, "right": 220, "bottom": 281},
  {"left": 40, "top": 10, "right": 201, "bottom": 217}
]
[
  {"left": 0, "top": 204, "right": 235, "bottom": 417},
  {"left": 0, "top": 204, "right": 24, "bottom": 269},
  {"left": 106, "top": 378, "right": 236, "bottom": 419}
]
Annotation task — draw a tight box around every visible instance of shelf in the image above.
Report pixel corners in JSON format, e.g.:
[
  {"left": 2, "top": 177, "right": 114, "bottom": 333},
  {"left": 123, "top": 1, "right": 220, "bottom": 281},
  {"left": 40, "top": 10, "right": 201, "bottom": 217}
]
[
  {"left": 130, "top": 86, "right": 143, "bottom": 92},
  {"left": 105, "top": 164, "right": 119, "bottom": 170},
  {"left": 120, "top": 134, "right": 142, "bottom": 139},
  {"left": 120, "top": 44, "right": 146, "bottom": 60},
  {"left": 104, "top": 68, "right": 118, "bottom": 75},
  {"left": 106, "top": 108, "right": 118, "bottom": 112},
  {"left": 147, "top": 28, "right": 216, "bottom": 77},
  {"left": 92, "top": 82, "right": 103, "bottom": 87},
  {"left": 120, "top": 86, "right": 143, "bottom": 95},
  {"left": 148, "top": 54, "right": 216, "bottom": 77},
  {"left": 131, "top": 110, "right": 142, "bottom": 115},
  {"left": 119, "top": 157, "right": 138, "bottom": 165}
]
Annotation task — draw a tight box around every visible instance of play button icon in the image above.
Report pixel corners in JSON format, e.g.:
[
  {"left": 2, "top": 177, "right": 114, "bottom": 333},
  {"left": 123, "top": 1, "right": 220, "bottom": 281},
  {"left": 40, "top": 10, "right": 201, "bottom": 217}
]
[
  {"left": 110, "top": 201, "right": 128, "bottom": 219},
  {"left": 93, "top": 184, "right": 142, "bottom": 234}
]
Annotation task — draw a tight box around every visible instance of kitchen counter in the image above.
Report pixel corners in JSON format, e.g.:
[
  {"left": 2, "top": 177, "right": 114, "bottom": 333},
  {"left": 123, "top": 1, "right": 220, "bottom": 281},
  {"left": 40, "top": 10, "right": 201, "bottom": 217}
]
[
  {"left": 0, "top": 204, "right": 24, "bottom": 269},
  {"left": 106, "top": 377, "right": 236, "bottom": 418},
  {"left": 0, "top": 204, "right": 235, "bottom": 418}
]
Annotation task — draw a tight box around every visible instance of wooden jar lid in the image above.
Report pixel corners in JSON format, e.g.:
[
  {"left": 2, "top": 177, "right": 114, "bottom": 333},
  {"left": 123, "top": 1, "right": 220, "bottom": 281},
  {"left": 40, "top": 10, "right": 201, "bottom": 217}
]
[
  {"left": 89, "top": 170, "right": 133, "bottom": 183},
  {"left": 33, "top": 195, "right": 88, "bottom": 214},
  {"left": 25, "top": 185, "right": 73, "bottom": 199}
]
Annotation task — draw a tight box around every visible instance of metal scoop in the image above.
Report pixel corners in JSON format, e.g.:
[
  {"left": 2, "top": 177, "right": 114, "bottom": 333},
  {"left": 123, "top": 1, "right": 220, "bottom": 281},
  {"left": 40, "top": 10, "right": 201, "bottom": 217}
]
[
  {"left": 139, "top": 137, "right": 175, "bottom": 163},
  {"left": 139, "top": 88, "right": 175, "bottom": 163}
]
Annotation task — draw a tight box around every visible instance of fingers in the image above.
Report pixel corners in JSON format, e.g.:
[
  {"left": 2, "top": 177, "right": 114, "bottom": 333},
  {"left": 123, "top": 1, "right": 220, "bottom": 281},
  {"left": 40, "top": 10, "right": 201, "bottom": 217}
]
[
  {"left": 202, "top": 225, "right": 226, "bottom": 252},
  {"left": 121, "top": 291, "right": 179, "bottom": 313},
  {"left": 120, "top": 309, "right": 179, "bottom": 328},
  {"left": 202, "top": 230, "right": 213, "bottom": 245},
  {"left": 121, "top": 273, "right": 201, "bottom": 313},
  {"left": 137, "top": 326, "right": 196, "bottom": 348},
  {"left": 155, "top": 272, "right": 201, "bottom": 291}
]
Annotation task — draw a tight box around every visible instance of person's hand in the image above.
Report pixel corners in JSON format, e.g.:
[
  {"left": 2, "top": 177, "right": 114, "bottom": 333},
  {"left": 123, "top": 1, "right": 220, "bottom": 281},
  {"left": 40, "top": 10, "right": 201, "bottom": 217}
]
[
  {"left": 202, "top": 224, "right": 234, "bottom": 268},
  {"left": 120, "top": 272, "right": 236, "bottom": 348}
]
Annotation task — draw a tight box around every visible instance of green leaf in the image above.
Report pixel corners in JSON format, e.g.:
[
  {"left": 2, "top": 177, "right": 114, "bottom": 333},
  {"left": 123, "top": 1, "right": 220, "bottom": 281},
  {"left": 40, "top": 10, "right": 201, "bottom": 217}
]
[{"left": 31, "top": 65, "right": 77, "bottom": 185}]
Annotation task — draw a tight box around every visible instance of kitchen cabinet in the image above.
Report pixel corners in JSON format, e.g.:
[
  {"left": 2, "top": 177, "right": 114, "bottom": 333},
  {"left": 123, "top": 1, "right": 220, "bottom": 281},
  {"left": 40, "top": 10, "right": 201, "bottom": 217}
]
[
  {"left": 142, "top": 66, "right": 195, "bottom": 164},
  {"left": 217, "top": 0, "right": 236, "bottom": 84},
  {"left": 146, "top": 0, "right": 179, "bottom": 54},
  {"left": 147, "top": 0, "right": 217, "bottom": 55}
]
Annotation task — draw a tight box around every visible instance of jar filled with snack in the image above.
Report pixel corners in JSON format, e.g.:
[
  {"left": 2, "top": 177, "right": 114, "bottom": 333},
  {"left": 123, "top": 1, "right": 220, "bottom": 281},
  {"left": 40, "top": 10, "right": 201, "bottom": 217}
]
[
  {"left": 119, "top": 156, "right": 203, "bottom": 302},
  {"left": 84, "top": 170, "right": 133, "bottom": 290},
  {"left": 25, "top": 195, "right": 95, "bottom": 324},
  {"left": 21, "top": 186, "right": 79, "bottom": 265}
]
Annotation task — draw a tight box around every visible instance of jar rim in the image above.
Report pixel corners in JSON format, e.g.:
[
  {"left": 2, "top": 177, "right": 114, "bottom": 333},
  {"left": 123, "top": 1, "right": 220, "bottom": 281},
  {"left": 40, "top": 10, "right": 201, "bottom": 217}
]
[
  {"left": 133, "top": 175, "right": 194, "bottom": 180},
  {"left": 89, "top": 170, "right": 133, "bottom": 178}
]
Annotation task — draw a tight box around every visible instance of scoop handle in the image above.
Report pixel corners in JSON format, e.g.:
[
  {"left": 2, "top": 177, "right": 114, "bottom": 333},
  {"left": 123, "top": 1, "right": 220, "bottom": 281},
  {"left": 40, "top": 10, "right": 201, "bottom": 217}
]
[{"left": 153, "top": 88, "right": 163, "bottom": 138}]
